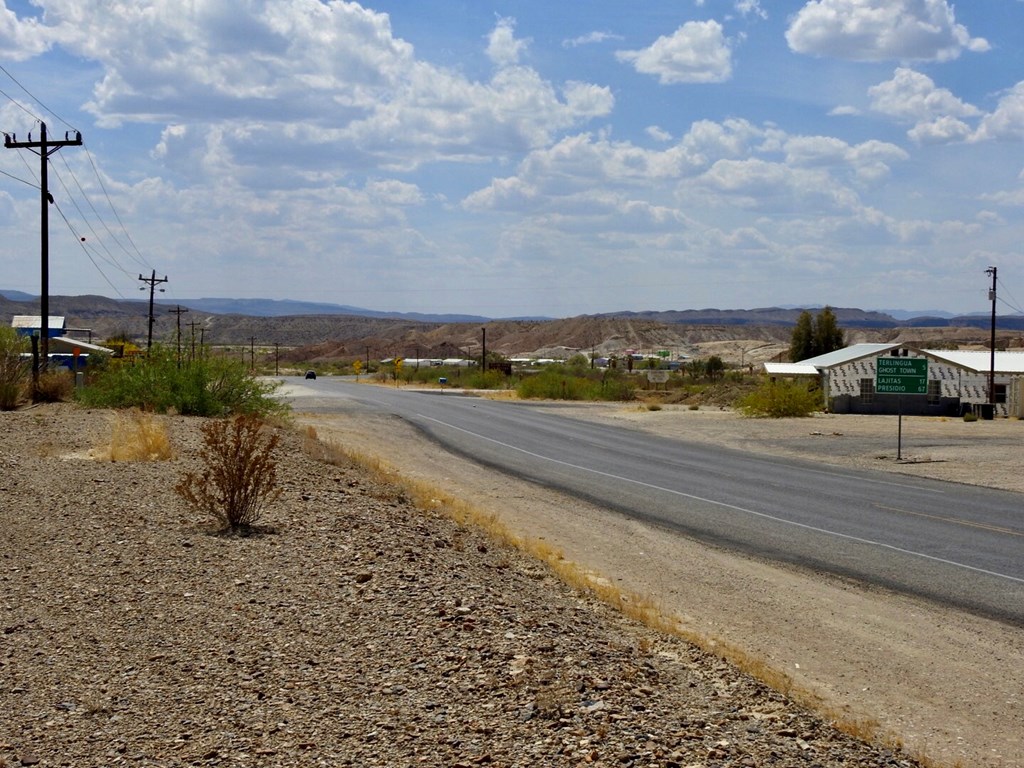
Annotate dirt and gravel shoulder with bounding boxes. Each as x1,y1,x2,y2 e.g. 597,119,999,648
293,395,1024,768
2,403,945,768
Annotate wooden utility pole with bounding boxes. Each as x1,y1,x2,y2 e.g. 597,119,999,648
986,266,997,405
4,123,82,393
138,270,168,352
186,319,202,361
168,305,189,368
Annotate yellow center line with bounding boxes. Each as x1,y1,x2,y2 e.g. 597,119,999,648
874,504,1023,537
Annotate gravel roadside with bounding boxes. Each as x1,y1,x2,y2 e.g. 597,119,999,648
290,392,1024,768
0,403,931,768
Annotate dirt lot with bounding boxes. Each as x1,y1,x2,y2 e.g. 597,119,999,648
296,397,1024,768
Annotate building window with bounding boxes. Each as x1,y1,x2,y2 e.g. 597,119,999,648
995,383,1007,404
860,378,875,404
928,379,941,404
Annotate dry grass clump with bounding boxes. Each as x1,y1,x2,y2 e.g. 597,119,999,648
94,409,173,462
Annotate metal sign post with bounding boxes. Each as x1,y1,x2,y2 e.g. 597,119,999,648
876,357,928,461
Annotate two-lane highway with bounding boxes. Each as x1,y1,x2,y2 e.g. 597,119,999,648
285,378,1024,625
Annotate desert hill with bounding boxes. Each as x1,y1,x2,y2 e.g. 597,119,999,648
2,293,1022,366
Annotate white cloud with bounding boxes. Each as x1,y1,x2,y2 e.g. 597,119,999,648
908,116,972,144
0,4,51,60
867,67,981,144
562,31,622,48
646,125,673,142
973,82,1024,142
616,20,732,84
734,1,767,20
786,0,989,62
20,1,612,180
486,16,527,67
868,68,980,123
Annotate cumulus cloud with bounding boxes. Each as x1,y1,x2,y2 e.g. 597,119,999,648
973,82,1024,142
786,0,989,62
734,0,767,20
646,125,673,142
486,16,528,67
13,1,613,180
869,68,980,122
616,20,732,84
0,5,51,60
867,68,980,144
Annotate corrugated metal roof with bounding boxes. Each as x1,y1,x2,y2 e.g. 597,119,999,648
922,349,1024,375
797,343,898,368
11,315,66,329
764,362,819,376
767,345,1024,376
49,336,113,355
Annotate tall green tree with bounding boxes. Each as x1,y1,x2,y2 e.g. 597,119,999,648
813,306,845,356
789,310,815,362
788,307,845,362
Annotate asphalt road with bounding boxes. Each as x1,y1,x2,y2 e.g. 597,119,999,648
284,378,1024,625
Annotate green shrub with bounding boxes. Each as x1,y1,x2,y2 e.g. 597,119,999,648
0,327,30,410
516,367,636,401
76,346,286,417
175,415,282,533
962,411,979,422
736,379,820,418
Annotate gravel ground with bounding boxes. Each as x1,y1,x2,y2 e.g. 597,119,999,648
284,387,1024,768
0,403,926,768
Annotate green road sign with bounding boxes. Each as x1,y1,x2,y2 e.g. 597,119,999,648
875,357,928,395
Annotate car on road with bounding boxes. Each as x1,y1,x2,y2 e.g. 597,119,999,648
304,370,317,380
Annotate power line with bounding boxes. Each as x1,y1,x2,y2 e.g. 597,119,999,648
0,62,76,131
79,147,151,270
52,153,140,275
0,166,36,187
51,199,128,299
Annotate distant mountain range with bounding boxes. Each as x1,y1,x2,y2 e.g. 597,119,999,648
1,289,1021,331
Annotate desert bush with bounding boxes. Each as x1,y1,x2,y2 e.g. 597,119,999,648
34,369,74,403
962,411,979,422
77,346,286,417
175,415,282,532
94,409,173,461
517,367,636,401
0,326,30,410
736,378,821,418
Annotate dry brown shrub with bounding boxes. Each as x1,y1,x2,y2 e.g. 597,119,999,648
35,369,73,402
94,409,173,462
175,415,282,533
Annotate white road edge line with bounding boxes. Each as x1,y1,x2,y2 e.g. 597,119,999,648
418,414,1024,586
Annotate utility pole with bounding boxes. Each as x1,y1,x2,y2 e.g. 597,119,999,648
138,270,168,353
274,342,280,375
4,123,82,391
481,327,487,372
248,336,257,371
186,319,201,362
986,266,997,405
168,305,189,368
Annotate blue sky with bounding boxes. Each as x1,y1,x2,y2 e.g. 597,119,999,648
1,0,1023,318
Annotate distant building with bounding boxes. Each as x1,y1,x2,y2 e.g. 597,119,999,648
11,315,66,338
10,315,113,367
764,343,1024,418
